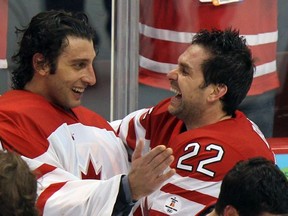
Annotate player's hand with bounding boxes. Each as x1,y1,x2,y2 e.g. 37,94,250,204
128,140,175,200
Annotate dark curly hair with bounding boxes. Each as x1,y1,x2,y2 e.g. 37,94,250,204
192,28,255,116
0,151,38,216
11,10,99,90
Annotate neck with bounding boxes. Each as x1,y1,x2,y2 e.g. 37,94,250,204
184,111,231,131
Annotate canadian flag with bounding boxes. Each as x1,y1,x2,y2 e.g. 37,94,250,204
0,0,8,69
139,0,279,95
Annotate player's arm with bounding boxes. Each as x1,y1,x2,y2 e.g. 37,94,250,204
113,140,175,215
113,107,152,156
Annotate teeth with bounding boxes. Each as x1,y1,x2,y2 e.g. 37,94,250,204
72,87,84,93
170,87,181,95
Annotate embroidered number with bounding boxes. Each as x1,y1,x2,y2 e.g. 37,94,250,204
176,142,224,177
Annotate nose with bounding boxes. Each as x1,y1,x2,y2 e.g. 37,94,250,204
167,68,178,81
82,65,96,86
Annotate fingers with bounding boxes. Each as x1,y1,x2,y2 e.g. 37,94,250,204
143,146,174,175
128,144,175,200
141,144,169,165
151,151,174,177
132,140,171,166
135,141,174,176
149,149,175,185
155,168,176,184
132,139,144,161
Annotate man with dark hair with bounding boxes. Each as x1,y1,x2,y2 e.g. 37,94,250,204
0,150,38,216
0,10,175,215
116,28,275,215
202,157,288,216
138,0,279,138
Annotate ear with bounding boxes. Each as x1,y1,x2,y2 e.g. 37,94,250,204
223,205,239,216
32,53,49,76
207,83,227,102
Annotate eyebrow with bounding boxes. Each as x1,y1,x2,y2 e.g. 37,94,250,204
71,58,89,62
70,58,94,64
179,62,190,68
179,62,194,73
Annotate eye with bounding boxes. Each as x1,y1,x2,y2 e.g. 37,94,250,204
180,66,190,76
74,62,87,70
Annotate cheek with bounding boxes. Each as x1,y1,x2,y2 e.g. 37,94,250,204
47,77,68,98
50,83,65,100
53,71,76,87
182,81,198,97
48,75,65,89
186,87,206,104
55,66,77,82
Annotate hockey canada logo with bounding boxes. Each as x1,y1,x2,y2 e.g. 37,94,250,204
164,196,182,214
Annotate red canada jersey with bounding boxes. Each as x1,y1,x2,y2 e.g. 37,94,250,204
0,90,129,216
117,98,275,215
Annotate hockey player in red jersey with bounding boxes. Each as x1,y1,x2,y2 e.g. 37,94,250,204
139,0,279,138
0,10,175,215
116,28,275,215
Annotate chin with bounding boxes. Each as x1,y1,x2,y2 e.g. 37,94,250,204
69,101,81,109
168,105,178,116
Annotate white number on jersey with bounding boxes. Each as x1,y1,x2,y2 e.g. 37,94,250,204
176,142,224,177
